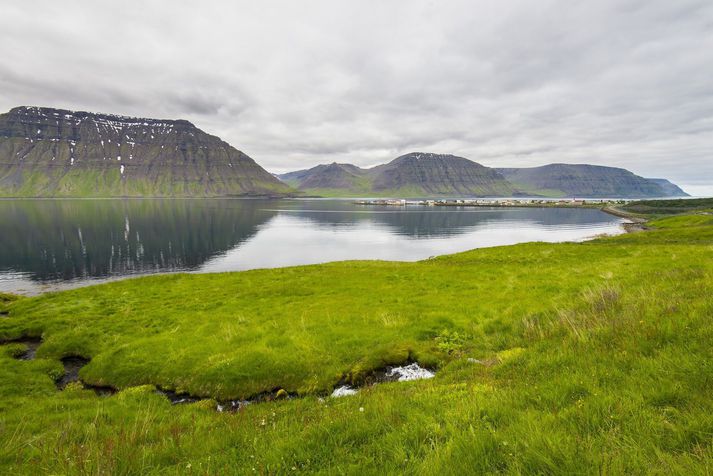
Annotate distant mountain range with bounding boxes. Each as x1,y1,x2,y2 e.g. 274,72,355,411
279,153,688,198
0,106,291,197
0,107,688,199
496,164,688,198
279,153,516,197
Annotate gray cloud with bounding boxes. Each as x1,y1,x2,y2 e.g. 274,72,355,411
1,0,711,194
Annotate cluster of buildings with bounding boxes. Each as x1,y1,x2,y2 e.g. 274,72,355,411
354,198,630,207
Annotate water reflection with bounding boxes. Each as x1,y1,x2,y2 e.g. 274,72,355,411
0,199,624,293
200,209,622,272
0,199,275,283
265,201,617,237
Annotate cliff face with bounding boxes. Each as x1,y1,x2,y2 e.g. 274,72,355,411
497,164,688,198
647,178,689,197
0,106,292,197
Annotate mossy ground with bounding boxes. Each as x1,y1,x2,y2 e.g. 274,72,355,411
1,212,712,474
622,197,713,215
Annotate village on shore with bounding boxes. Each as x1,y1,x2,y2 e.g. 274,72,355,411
354,198,631,208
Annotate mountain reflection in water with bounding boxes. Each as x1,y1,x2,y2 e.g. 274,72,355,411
0,199,624,294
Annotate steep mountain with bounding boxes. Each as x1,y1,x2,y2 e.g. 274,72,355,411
0,106,292,197
278,152,517,197
279,162,370,194
369,153,516,196
646,178,689,197
497,164,688,198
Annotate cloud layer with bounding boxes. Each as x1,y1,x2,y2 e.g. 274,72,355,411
1,0,712,193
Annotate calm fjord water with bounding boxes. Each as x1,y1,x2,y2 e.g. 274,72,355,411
0,199,625,294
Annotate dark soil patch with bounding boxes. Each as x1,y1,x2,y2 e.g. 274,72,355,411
57,356,91,389
3,339,116,395
86,384,117,397
156,388,202,405
623,222,648,233
156,386,293,412
18,340,41,360
2,336,43,360
56,355,116,395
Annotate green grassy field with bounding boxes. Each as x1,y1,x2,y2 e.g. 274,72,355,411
622,197,713,215
1,210,713,474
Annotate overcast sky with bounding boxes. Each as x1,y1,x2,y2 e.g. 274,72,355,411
1,1,712,194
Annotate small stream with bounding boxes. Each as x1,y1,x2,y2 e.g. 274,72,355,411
13,337,42,360
331,363,435,398
3,337,117,395
159,361,437,412
4,337,436,411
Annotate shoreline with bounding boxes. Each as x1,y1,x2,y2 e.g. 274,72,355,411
1,205,633,297
354,198,649,232
600,205,648,232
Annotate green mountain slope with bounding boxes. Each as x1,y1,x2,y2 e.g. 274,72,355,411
497,164,688,198
0,106,292,197
278,152,517,197
280,156,688,199
370,153,516,196
279,162,372,195
647,178,689,197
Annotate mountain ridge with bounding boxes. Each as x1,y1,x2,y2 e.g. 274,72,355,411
280,156,688,198
646,178,688,197
0,106,292,197
278,152,517,197
497,163,689,198
1,106,688,199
